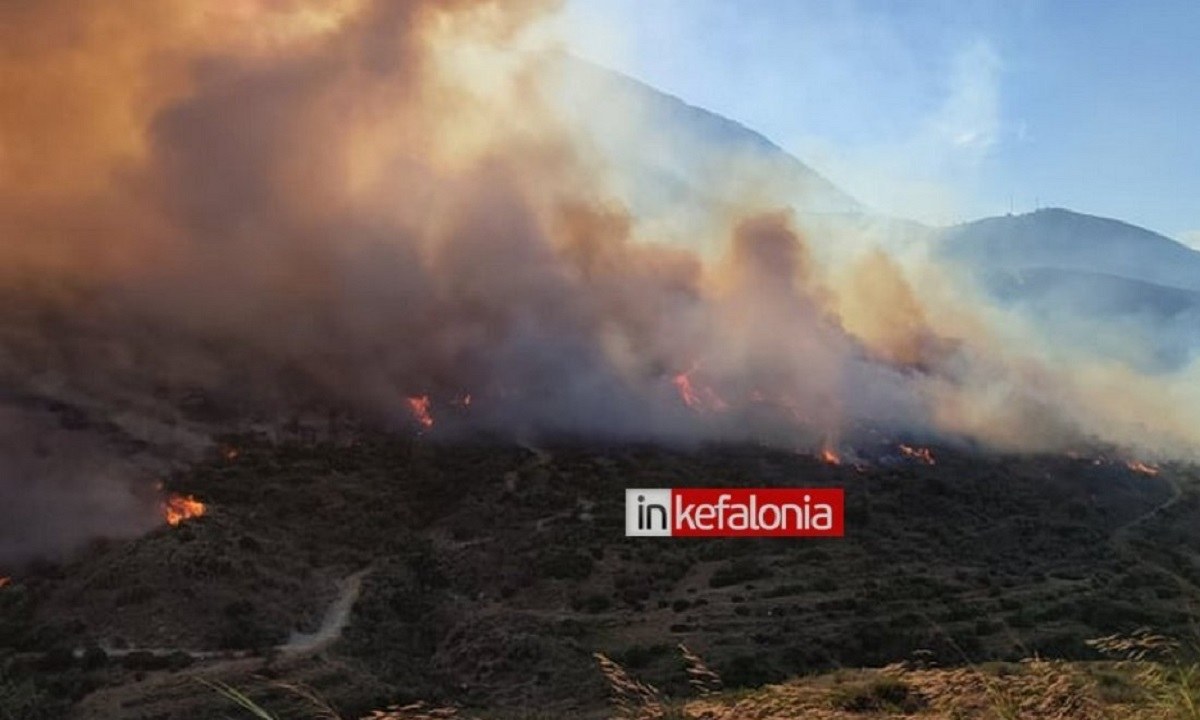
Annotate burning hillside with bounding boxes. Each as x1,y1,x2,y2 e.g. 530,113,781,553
899,444,936,465
406,396,435,431
12,435,1200,719
0,0,1196,564
161,493,206,527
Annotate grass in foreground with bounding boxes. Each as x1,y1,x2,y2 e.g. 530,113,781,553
204,632,1200,720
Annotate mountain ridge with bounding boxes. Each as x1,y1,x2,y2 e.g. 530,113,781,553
940,207,1200,293
571,60,1199,300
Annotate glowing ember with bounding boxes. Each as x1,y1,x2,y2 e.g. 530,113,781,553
452,393,472,407
162,493,206,526
0,577,9,590
407,395,434,429
1126,460,1160,476
819,445,841,465
222,446,240,461
899,444,936,465
672,368,728,414
673,372,701,407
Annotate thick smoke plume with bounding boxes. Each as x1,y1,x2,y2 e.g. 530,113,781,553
1,0,1196,563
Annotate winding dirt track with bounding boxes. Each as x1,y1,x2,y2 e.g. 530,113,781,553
1109,473,1200,598
282,567,370,653
69,568,373,719
84,567,371,662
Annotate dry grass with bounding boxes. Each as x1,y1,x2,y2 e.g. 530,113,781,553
202,634,1200,720
594,651,669,720
893,659,1106,719
360,702,463,720
1089,629,1200,720
679,644,723,698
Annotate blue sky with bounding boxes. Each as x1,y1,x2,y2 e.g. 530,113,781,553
558,0,1199,242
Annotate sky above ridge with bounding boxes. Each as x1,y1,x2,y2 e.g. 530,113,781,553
557,0,1200,243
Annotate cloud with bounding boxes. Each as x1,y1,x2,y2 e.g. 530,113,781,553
778,36,1003,226
934,39,1002,155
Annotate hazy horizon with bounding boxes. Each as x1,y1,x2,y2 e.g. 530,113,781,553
558,0,1200,243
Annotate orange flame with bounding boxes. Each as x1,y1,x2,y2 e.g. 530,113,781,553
899,444,936,465
407,395,434,429
162,493,206,526
1126,460,1160,476
672,368,728,414
819,442,841,465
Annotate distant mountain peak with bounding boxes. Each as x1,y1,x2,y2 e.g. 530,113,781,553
942,207,1200,293
552,57,862,217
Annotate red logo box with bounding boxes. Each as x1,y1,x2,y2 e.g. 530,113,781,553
625,488,844,537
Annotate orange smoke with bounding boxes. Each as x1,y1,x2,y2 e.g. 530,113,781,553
833,250,950,369
0,0,1017,458
1,0,1196,500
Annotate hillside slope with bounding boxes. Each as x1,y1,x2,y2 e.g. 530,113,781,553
6,435,1200,718
551,59,862,240
941,208,1200,293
